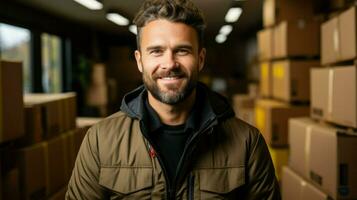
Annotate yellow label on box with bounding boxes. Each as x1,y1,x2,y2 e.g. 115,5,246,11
255,107,265,133
273,63,284,79
261,63,269,79
268,145,289,180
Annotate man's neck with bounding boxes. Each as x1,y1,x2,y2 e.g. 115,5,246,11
148,90,196,126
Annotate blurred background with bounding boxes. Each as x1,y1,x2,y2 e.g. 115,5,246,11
0,0,356,199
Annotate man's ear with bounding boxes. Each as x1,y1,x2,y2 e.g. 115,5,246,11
134,50,143,73
198,48,206,71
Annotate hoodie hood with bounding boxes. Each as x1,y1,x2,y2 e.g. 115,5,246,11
120,82,235,124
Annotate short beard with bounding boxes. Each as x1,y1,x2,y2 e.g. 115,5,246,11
142,68,197,105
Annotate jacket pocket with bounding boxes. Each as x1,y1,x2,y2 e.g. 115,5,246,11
198,167,245,198
99,167,153,196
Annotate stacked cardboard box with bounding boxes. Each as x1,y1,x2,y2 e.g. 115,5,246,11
257,0,321,183
287,118,357,199
272,60,319,102
282,166,331,200
321,6,357,65
311,66,357,128
283,5,357,199
255,99,309,147
263,0,314,28
0,117,103,199
23,93,77,143
254,99,309,180
0,61,24,144
258,0,320,99
0,70,100,200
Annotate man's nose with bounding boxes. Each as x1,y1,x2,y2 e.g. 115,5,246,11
161,51,178,70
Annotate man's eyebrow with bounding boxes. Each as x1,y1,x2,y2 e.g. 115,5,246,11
175,44,193,50
145,45,163,52
145,44,193,52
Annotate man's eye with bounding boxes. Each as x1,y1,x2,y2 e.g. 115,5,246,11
150,49,162,55
176,49,189,55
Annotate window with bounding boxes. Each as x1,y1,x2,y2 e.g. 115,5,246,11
0,23,32,93
42,33,62,93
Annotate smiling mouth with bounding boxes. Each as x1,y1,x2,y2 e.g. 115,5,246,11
160,76,183,80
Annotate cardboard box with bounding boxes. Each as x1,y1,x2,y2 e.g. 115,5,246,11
282,166,330,200
47,93,77,132
268,145,289,180
309,123,357,199
288,117,317,178
0,61,24,144
289,117,357,199
259,62,273,97
272,60,319,102
43,136,66,196
257,28,274,61
232,95,255,125
263,0,314,28
339,6,357,61
91,63,106,85
21,104,43,145
310,68,331,121
330,65,356,128
255,99,309,147
16,143,47,200
24,93,77,137
311,66,356,128
86,84,108,106
273,20,320,58
24,95,61,138
282,166,304,200
321,6,357,65
321,17,339,65
303,182,331,200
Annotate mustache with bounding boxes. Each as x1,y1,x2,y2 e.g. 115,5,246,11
152,69,187,79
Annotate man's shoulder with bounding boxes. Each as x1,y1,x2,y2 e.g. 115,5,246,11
88,110,138,134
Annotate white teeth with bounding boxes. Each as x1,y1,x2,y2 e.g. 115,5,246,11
162,77,178,80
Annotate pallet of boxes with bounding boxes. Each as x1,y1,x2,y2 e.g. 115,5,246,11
256,0,321,181
283,4,357,200
0,60,103,199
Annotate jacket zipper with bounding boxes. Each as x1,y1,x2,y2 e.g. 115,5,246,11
141,119,216,200
140,122,174,200
187,173,195,200
174,121,216,193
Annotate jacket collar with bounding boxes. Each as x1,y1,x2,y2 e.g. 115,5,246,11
120,82,235,130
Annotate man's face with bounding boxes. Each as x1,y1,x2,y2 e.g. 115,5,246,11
135,19,206,105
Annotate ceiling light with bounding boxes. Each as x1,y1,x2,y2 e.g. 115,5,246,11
129,25,137,35
73,0,103,10
215,34,227,44
106,13,130,26
225,7,242,23
219,25,233,35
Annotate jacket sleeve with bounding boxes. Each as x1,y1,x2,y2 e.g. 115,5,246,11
244,130,281,200
66,127,107,199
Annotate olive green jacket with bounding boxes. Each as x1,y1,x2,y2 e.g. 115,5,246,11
66,84,281,199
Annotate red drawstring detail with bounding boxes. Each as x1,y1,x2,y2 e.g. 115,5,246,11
149,146,156,158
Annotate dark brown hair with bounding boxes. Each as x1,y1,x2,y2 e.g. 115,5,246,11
133,0,206,50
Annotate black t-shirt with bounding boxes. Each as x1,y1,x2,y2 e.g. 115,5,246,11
144,96,200,184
